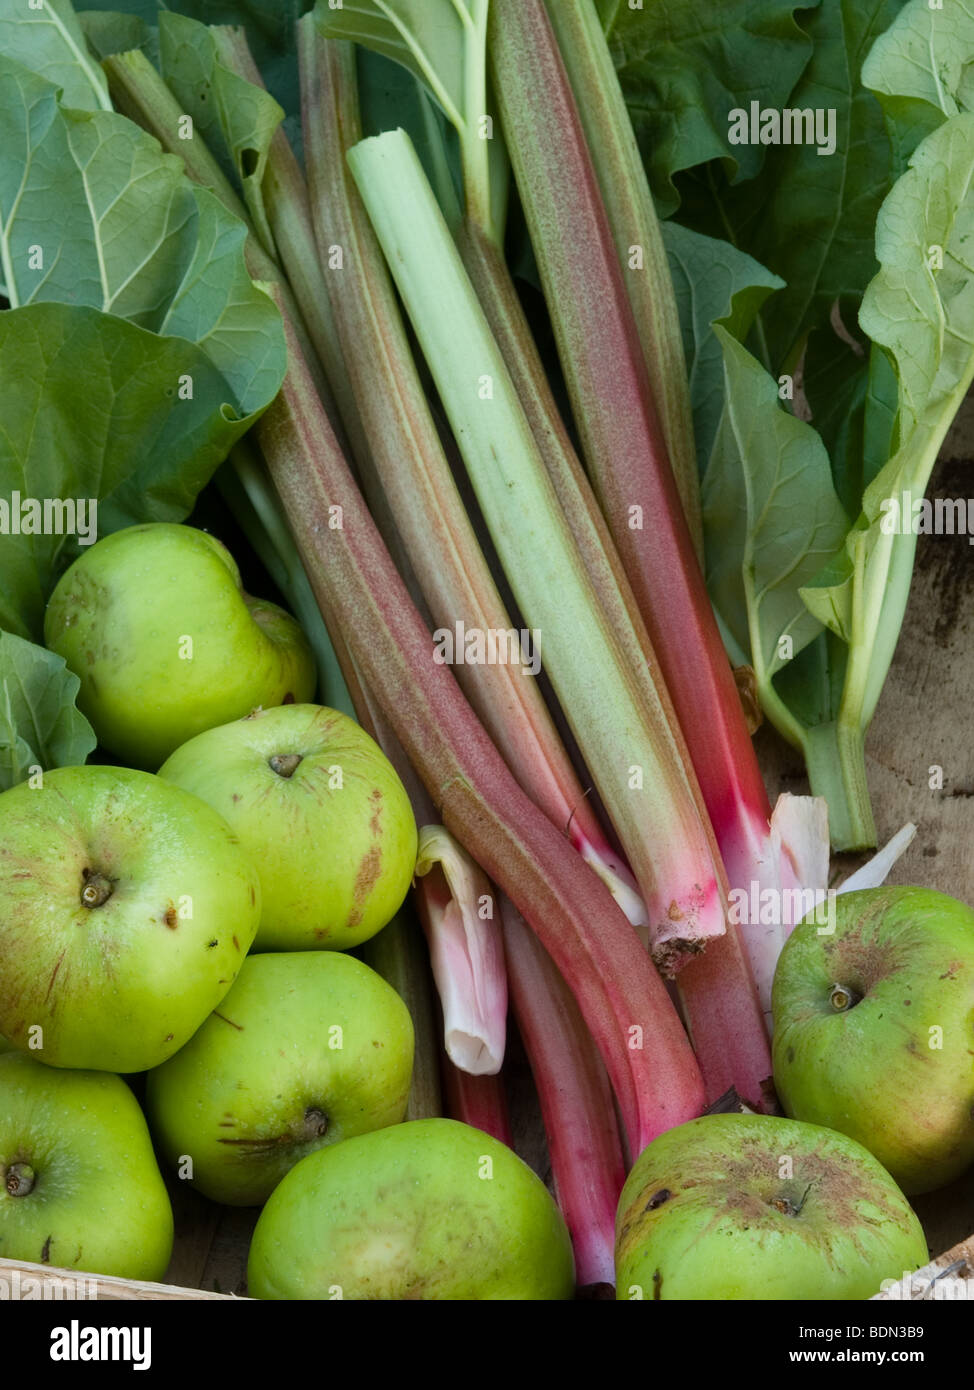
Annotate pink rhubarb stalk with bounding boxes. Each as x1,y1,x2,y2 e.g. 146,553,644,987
488,0,773,1106
501,897,625,1290
442,1062,513,1147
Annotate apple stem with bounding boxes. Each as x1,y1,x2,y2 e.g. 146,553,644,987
828,983,860,1013
269,753,303,779
80,870,113,909
5,1162,35,1196
300,1107,329,1141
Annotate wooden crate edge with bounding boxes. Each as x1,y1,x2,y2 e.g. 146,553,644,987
871,1235,974,1300
0,1256,248,1301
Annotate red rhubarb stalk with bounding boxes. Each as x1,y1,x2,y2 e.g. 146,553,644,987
501,897,625,1290
488,0,773,1106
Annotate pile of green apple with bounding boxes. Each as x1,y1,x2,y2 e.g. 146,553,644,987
4,522,972,1300
1,523,574,1298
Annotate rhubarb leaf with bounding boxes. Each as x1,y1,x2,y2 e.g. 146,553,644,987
0,0,111,111
804,319,900,518
0,54,285,538
801,113,974,670
862,0,974,169
315,0,505,241
74,0,310,131
158,11,285,256
599,0,818,216
0,302,266,641
703,329,849,723
79,9,158,65
0,52,283,388
663,222,783,477
675,0,904,373
0,631,96,790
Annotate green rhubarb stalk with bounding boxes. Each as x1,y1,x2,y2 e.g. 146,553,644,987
255,283,706,1153
216,442,355,719
299,25,644,926
202,24,368,472
348,128,725,971
543,0,703,561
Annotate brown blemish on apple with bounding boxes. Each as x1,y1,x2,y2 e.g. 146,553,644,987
207,939,218,949
45,950,66,1002
164,1033,174,1043
347,842,383,929
232,935,240,952
644,1188,671,1212
40,1235,51,1263
652,1270,663,1300
213,1012,244,1031
163,904,178,929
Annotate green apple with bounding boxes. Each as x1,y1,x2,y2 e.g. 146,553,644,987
146,951,414,1206
0,1053,173,1280
615,1113,928,1300
159,703,417,951
44,522,315,770
773,885,974,1194
247,1118,575,1299
0,764,261,1072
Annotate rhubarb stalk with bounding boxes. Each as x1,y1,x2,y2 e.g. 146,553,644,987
255,291,706,1154
501,897,625,1290
299,25,644,926
543,0,703,561
347,128,725,972
488,0,774,1104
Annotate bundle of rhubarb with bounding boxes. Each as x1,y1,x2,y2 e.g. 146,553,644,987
2,0,974,1302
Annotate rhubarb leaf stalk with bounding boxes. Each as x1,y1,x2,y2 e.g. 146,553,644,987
255,287,706,1153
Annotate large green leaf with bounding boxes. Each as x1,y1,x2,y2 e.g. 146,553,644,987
0,302,266,640
599,0,818,217
676,0,905,372
0,0,111,111
0,53,285,553
74,0,310,134
0,55,283,413
662,222,783,478
0,631,96,790
862,0,974,169
801,115,974,712
158,11,285,255
703,329,849,725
